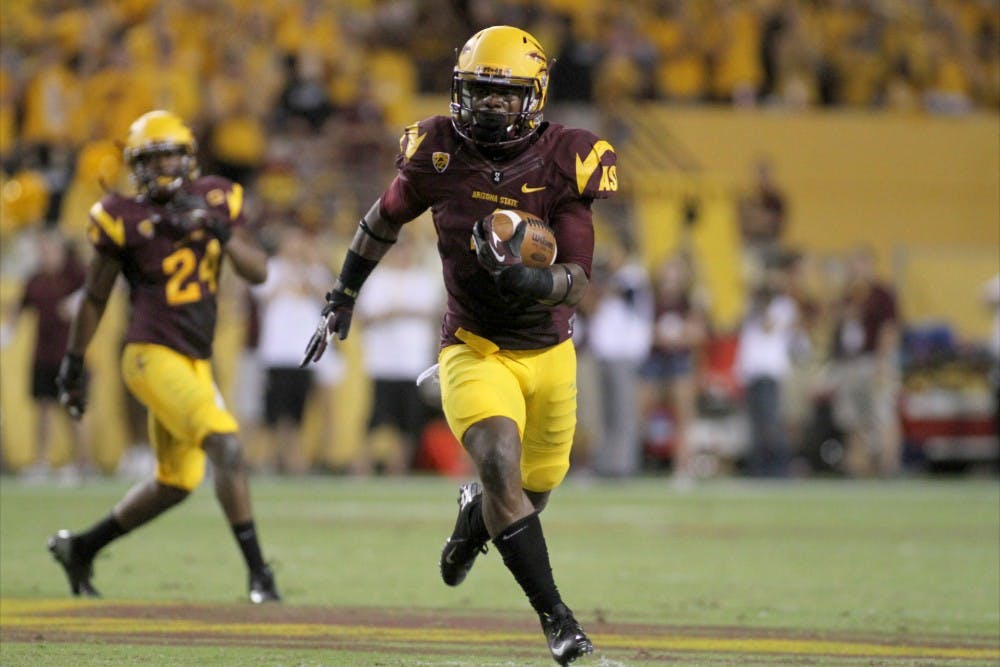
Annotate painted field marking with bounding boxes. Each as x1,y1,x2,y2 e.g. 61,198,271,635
2,599,998,662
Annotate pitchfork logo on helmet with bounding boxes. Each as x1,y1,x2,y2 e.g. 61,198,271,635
450,26,549,153
123,110,199,201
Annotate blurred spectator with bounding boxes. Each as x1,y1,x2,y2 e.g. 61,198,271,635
647,1,710,104
273,52,335,135
733,262,801,477
705,0,764,106
737,155,788,277
780,250,825,459
2,228,90,482
585,240,654,477
57,138,124,243
829,245,902,477
637,253,708,480
206,98,268,188
329,75,393,214
1,168,51,257
547,12,601,104
252,224,338,474
353,230,443,475
19,48,80,150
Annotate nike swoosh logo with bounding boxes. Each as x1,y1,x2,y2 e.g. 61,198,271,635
521,184,546,193
489,231,506,261
444,542,464,564
501,525,528,541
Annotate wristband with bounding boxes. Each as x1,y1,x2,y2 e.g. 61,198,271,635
336,250,379,299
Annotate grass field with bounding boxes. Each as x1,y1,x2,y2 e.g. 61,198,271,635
1,474,998,666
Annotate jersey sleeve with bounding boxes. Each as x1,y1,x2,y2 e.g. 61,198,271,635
196,176,246,230
380,118,445,224
549,197,595,277
87,195,129,259
557,129,618,200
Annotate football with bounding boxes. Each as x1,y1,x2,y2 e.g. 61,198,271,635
487,209,557,268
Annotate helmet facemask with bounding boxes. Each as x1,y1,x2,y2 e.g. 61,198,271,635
451,75,543,151
128,145,197,202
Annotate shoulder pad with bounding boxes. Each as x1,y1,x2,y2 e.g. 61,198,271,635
395,116,455,171
551,127,618,199
88,195,128,248
192,176,244,222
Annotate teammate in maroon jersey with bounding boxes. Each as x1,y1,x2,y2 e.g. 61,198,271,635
301,26,617,665
48,110,280,604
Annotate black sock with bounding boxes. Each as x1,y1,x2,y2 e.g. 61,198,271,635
492,512,562,617
232,521,266,572
74,513,128,562
468,494,490,543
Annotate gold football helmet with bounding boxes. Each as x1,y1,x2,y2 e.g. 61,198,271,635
450,26,549,153
123,110,198,200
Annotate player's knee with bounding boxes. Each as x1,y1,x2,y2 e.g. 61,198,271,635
157,481,191,505
525,489,550,512
465,418,521,491
203,433,245,472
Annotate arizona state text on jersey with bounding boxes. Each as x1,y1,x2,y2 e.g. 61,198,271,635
87,176,245,359
379,116,617,351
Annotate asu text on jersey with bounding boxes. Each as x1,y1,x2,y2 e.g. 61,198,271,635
87,176,244,358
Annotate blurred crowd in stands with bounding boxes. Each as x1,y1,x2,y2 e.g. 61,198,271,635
1,0,997,482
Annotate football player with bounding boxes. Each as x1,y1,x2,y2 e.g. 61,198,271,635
48,110,281,604
302,25,617,665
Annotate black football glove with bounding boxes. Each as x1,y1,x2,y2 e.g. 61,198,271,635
471,216,526,279
201,212,232,245
300,288,355,367
167,193,232,244
56,353,87,420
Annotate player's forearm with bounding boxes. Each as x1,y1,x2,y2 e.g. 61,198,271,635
224,229,268,284
66,296,106,357
66,254,119,356
335,201,404,297
350,199,402,262
498,262,589,306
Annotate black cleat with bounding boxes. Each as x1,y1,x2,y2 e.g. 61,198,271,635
439,481,488,586
540,603,594,666
248,564,281,604
47,529,100,598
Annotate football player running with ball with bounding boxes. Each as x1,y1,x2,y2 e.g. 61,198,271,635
302,26,617,665
48,110,280,604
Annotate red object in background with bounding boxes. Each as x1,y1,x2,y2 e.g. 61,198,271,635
699,332,744,403
416,419,472,476
899,391,999,462
643,403,677,461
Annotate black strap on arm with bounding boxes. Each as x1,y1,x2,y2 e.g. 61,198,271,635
335,249,379,300
359,218,397,245
552,264,574,305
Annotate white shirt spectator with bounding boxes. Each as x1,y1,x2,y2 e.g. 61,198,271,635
355,262,443,380
587,262,654,362
735,293,799,381
254,255,343,380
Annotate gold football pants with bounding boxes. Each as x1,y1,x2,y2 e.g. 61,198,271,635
439,329,577,492
121,343,238,491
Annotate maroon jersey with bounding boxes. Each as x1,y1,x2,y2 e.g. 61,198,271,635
379,116,618,350
20,260,86,367
87,176,245,358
